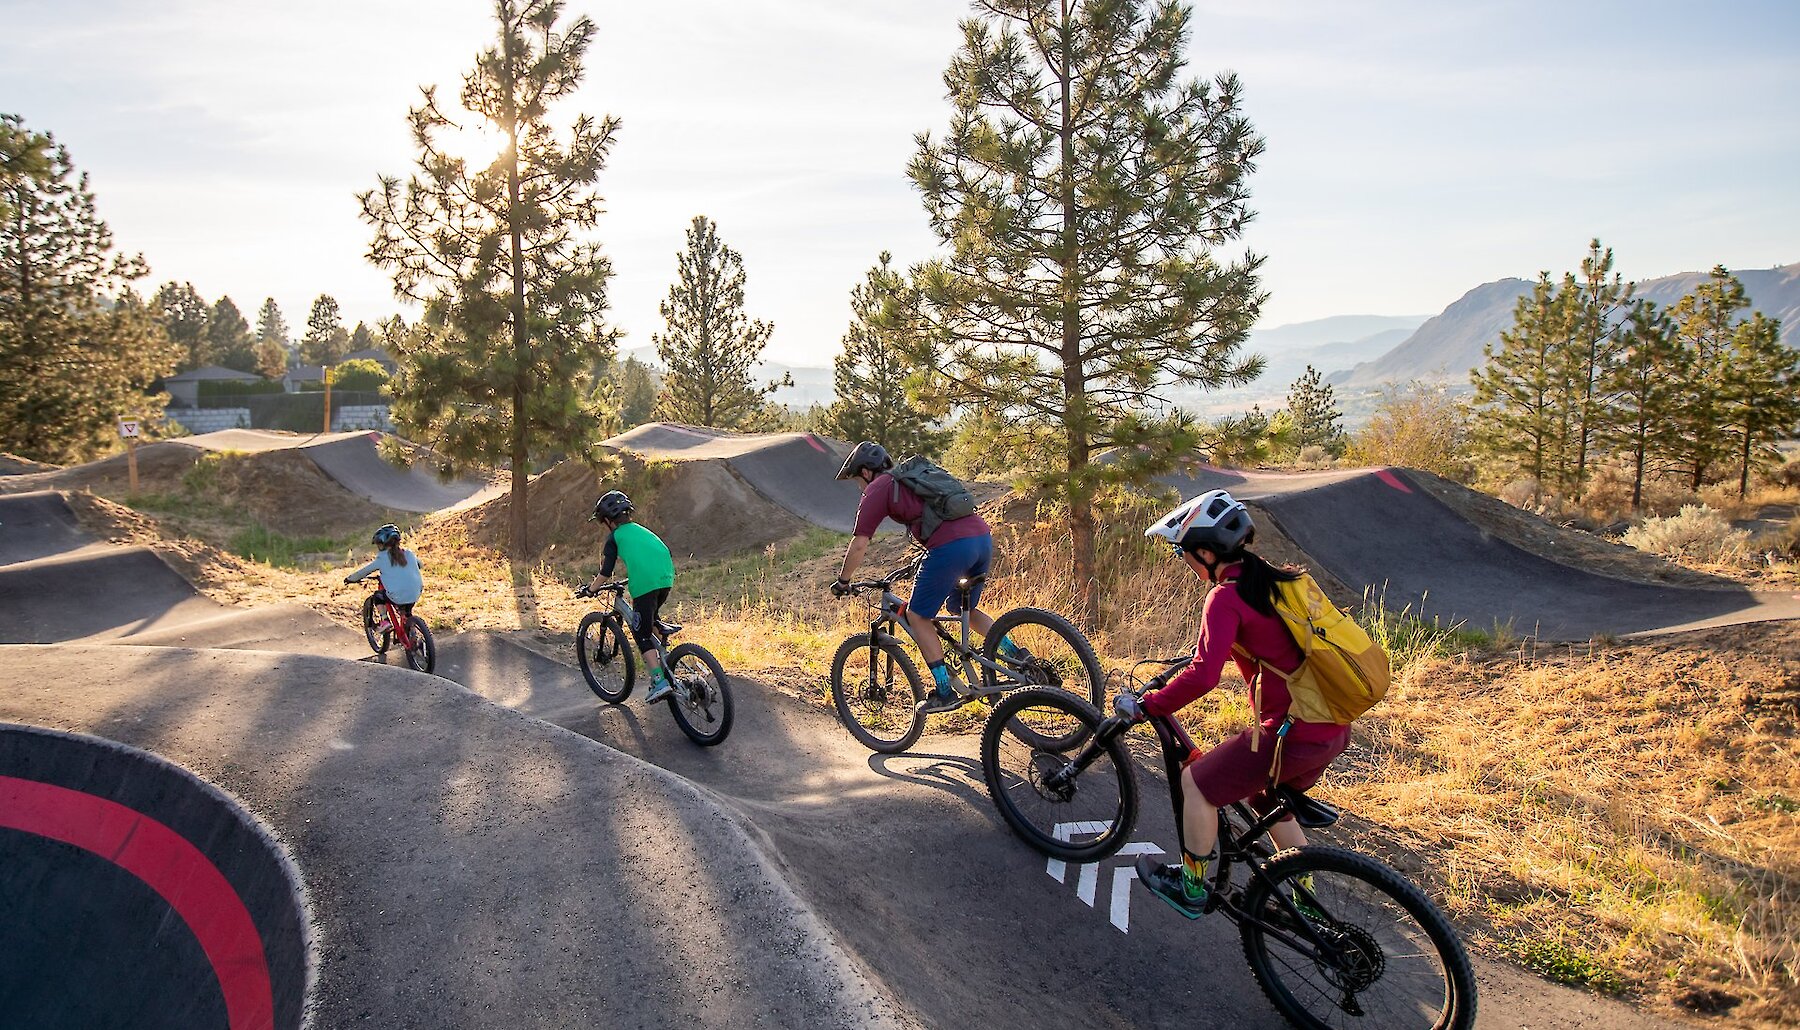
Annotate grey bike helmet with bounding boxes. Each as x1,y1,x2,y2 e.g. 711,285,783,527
1145,490,1253,556
373,523,402,547
836,440,893,480
591,490,634,522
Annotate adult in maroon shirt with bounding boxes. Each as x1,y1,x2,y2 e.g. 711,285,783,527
830,441,1013,712
1121,489,1352,919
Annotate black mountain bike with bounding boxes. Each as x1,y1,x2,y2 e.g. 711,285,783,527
981,657,1475,1030
828,553,1104,754
574,582,733,746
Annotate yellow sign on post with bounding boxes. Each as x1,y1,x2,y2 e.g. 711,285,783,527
118,418,141,492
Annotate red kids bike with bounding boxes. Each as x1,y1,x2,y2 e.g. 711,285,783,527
359,573,436,674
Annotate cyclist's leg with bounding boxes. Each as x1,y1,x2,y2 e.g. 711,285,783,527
907,539,984,693
1255,726,1352,850
631,589,671,689
942,534,994,636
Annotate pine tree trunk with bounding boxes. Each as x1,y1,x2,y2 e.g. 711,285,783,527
1056,0,1095,626
503,30,531,559
1738,423,1753,499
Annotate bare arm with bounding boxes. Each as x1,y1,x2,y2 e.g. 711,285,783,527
838,535,873,583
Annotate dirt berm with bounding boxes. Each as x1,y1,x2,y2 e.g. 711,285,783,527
428,451,812,563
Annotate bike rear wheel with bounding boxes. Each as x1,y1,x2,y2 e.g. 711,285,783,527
981,606,1104,707
361,594,390,654
829,633,926,753
402,616,436,674
577,611,635,703
666,643,732,746
980,686,1136,862
1240,846,1476,1030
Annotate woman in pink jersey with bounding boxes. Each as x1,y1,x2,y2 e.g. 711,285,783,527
1118,489,1351,918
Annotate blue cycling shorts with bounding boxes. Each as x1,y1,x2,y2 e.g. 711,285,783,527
908,533,993,620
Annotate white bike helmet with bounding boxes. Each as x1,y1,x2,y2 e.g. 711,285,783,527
1146,490,1253,556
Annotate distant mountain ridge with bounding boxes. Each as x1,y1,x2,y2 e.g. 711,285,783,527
1332,262,1800,389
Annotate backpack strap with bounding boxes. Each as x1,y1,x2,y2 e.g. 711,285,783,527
1232,642,1298,754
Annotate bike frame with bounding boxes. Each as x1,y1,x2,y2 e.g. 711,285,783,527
591,582,671,652
1053,657,1348,961
365,575,420,657
855,555,1014,689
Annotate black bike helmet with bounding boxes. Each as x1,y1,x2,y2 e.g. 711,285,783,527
836,440,893,480
591,490,634,522
1145,490,1253,556
373,523,402,547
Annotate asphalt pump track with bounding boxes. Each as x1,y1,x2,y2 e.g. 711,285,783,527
0,428,496,514
605,423,873,535
1,462,1782,1026
1161,464,1800,640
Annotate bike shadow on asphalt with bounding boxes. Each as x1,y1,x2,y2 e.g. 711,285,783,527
865,750,1002,821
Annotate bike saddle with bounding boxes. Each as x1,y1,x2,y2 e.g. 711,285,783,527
1274,785,1340,829
956,573,988,588
656,618,682,638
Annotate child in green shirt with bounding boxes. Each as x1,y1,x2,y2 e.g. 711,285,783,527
585,490,678,703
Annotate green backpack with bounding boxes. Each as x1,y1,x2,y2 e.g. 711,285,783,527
890,455,977,541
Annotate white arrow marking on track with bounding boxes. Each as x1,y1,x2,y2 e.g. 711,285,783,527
1107,843,1166,933
1046,821,1112,883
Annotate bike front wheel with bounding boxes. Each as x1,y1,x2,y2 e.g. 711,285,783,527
402,616,436,674
980,686,1136,862
666,643,732,746
1240,846,1477,1030
829,633,926,753
981,606,1104,707
577,611,635,703
361,594,390,654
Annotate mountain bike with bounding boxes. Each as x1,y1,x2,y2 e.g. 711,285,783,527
574,582,733,746
980,657,1475,1030
828,552,1103,754
358,574,435,673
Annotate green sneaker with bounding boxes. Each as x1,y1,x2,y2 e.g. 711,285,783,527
1135,856,1208,919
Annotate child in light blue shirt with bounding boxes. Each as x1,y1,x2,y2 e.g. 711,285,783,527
344,523,423,612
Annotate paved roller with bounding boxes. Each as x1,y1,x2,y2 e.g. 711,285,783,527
1161,465,1800,640
606,423,869,534
0,646,909,1030
0,491,106,566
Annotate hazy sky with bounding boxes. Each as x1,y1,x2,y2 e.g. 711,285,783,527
5,0,1797,365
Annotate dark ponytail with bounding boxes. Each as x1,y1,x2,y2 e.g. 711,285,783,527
387,540,408,567
1226,534,1301,617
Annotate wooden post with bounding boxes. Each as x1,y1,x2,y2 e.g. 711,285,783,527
322,364,332,434
118,417,141,492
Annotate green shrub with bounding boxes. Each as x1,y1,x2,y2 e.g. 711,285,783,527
329,359,390,393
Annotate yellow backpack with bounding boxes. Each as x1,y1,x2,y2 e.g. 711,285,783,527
1235,572,1390,728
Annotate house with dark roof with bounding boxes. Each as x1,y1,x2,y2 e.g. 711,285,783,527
161,365,264,408
283,364,326,391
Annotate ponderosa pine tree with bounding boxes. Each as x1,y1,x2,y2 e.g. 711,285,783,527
820,251,948,458
1596,300,1682,511
1284,364,1342,455
902,0,1266,615
1470,273,1569,503
615,354,657,428
1560,240,1634,497
348,321,375,355
154,281,212,371
254,297,289,378
300,294,349,366
651,215,789,429
1721,311,1800,498
362,0,621,555
1666,266,1749,491
1,115,179,462
208,295,256,373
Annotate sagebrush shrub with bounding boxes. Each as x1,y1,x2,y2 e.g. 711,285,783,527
1622,505,1750,562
